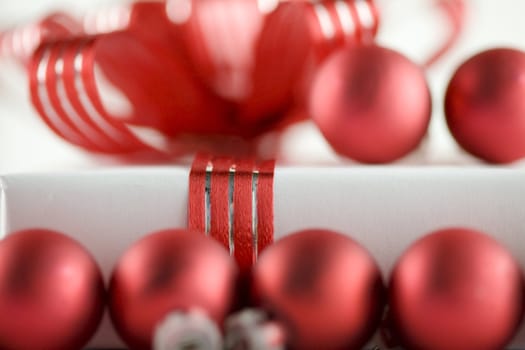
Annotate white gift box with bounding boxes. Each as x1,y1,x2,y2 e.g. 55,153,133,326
1,166,525,349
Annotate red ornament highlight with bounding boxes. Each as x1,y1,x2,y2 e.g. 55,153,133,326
445,48,525,163
310,45,431,163
108,229,239,350
243,229,385,350
388,228,525,350
0,229,105,350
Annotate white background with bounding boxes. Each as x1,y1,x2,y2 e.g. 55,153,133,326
1,0,525,172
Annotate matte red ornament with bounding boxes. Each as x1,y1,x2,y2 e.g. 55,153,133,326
108,229,239,350
310,45,431,163
242,229,385,350
445,48,525,163
388,228,525,350
0,229,105,350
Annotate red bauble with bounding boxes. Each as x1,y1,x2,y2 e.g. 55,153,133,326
389,228,525,350
310,45,431,163
251,229,385,350
0,229,105,350
108,229,238,350
445,48,525,163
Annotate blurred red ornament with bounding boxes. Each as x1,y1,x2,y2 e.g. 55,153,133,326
108,229,239,350
445,48,525,163
310,45,431,163
245,229,384,350
0,229,105,350
388,228,525,350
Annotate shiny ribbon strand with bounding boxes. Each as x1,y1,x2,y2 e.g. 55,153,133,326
188,153,275,271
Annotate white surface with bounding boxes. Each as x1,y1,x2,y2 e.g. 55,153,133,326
1,0,525,171
2,167,525,347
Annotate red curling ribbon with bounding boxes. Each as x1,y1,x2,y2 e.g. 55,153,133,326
0,12,82,65
7,0,467,156
18,0,384,154
27,2,236,154
188,154,275,270
29,37,159,154
423,0,466,68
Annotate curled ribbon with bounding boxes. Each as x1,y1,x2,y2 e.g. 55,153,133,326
2,0,379,155
1,0,463,156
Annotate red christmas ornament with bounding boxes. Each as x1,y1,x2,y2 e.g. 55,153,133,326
388,228,525,350
230,229,384,350
309,45,431,163
108,229,239,350
0,229,105,350
445,48,525,163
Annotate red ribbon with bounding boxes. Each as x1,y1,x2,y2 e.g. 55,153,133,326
188,154,275,271
9,0,381,155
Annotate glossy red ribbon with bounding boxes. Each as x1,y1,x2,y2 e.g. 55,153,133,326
188,154,275,271
14,0,381,155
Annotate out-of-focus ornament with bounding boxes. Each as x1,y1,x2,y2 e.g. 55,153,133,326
445,48,525,163
226,229,385,350
310,45,432,163
388,228,525,350
0,229,105,350
108,229,239,350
